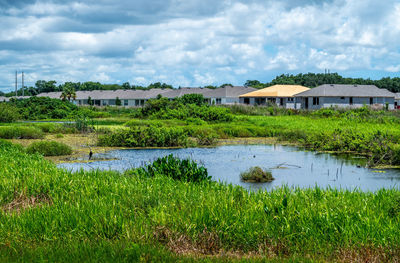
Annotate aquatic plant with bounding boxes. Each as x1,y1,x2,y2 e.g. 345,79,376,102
135,154,211,183
0,143,400,261
240,166,274,182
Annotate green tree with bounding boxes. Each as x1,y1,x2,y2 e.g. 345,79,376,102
87,96,93,106
60,84,77,102
116,97,121,106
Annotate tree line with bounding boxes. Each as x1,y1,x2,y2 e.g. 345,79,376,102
0,81,175,97
2,72,400,97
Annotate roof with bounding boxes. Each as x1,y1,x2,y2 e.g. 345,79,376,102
239,85,310,98
295,84,395,98
395,93,400,100
37,86,256,100
0,96,31,101
203,86,257,98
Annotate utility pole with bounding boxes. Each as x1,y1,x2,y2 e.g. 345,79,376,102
15,70,17,97
22,71,24,97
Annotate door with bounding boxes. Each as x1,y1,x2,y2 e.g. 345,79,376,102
304,98,309,109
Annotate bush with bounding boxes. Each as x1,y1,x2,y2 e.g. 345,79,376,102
135,154,211,183
97,127,189,147
11,97,79,120
240,167,274,183
193,129,218,146
177,94,205,106
0,103,20,122
0,126,44,139
26,141,72,156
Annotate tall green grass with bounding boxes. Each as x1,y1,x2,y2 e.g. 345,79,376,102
0,141,399,261
0,126,44,139
26,141,72,156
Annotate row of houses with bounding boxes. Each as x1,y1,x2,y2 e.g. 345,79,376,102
2,84,400,110
36,86,257,106
240,84,398,110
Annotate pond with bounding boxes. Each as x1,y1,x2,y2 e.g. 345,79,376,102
58,145,400,191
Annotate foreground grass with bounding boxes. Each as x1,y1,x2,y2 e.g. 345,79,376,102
1,142,400,262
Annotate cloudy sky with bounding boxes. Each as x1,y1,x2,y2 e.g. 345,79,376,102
0,0,400,91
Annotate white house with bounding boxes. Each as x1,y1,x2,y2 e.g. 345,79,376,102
295,84,395,110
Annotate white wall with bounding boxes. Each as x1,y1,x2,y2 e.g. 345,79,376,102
298,96,395,110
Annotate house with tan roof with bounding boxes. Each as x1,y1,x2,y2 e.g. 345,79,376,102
239,85,310,109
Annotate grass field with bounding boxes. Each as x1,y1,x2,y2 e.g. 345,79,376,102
1,140,400,262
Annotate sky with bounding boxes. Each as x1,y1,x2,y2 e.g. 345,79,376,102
0,0,400,91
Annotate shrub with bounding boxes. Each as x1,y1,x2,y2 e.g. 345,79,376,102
0,103,20,122
240,167,274,183
193,129,218,146
11,97,79,120
135,154,211,183
97,127,189,147
26,141,72,156
0,126,44,139
177,94,205,106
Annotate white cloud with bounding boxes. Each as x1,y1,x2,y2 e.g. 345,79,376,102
0,0,400,90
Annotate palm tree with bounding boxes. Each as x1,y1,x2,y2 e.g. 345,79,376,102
60,85,76,102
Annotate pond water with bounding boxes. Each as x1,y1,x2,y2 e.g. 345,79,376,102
58,145,400,191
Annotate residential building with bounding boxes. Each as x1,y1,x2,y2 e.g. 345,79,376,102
36,86,256,106
295,84,395,110
239,85,310,109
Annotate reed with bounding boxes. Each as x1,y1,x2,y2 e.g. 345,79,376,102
0,142,399,261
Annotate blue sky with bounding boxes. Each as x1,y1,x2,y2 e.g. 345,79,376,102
0,0,400,91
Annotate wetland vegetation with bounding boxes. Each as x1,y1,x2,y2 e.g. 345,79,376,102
1,96,400,261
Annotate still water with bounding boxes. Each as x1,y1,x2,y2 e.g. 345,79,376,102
59,145,400,191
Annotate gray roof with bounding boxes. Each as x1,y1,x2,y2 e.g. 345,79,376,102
203,86,257,98
295,84,395,98
36,86,256,100
395,93,400,100
0,96,31,101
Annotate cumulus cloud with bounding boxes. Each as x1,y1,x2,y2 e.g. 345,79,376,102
0,0,399,91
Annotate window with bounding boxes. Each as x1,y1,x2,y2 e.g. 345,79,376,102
340,97,345,100
244,98,250,104
287,98,294,102
124,100,128,106
216,98,222,105
370,97,373,105
312,97,319,105
135,100,140,106
349,97,353,105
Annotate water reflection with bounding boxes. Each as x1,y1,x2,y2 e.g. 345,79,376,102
58,145,400,192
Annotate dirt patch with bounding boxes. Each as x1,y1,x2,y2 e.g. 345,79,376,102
336,247,400,263
153,226,266,260
2,192,52,214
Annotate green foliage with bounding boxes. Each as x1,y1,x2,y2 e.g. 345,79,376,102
191,128,218,146
0,145,400,261
11,97,79,120
26,141,72,156
97,126,189,147
240,167,274,182
136,154,210,183
0,103,20,122
177,94,205,106
138,97,233,122
0,126,44,139
115,97,121,106
60,84,76,101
